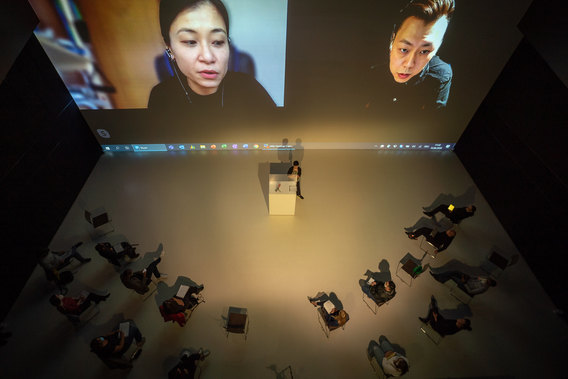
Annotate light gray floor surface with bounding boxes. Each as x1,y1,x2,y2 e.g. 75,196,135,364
1,149,566,378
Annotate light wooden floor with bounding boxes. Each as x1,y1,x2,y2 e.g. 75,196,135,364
1,149,566,378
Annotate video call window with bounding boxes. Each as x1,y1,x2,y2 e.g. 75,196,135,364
31,0,288,109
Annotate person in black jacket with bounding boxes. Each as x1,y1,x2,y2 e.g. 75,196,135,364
423,204,476,224
419,295,471,336
406,227,456,252
287,161,303,199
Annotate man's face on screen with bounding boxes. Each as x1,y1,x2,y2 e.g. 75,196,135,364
169,3,230,96
389,16,448,83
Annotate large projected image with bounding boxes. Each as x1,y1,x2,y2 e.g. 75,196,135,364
31,0,531,146
31,0,287,109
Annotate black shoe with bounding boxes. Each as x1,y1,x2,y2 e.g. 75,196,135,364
82,258,92,264
298,195,304,199
72,242,83,249
103,293,110,300
419,317,427,323
423,211,433,217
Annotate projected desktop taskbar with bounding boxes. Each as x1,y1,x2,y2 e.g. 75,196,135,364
101,143,455,152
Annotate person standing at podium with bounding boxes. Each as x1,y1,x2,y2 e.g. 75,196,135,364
287,161,304,199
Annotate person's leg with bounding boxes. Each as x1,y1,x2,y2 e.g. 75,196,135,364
368,340,386,367
145,258,162,280
67,243,90,263
379,338,395,354
361,284,374,299
86,292,110,304
128,322,144,345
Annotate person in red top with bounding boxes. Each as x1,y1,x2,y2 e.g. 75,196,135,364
49,291,110,315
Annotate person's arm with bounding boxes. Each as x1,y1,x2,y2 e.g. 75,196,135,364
112,330,125,353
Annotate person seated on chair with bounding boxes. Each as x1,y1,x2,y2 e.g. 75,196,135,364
162,285,205,315
168,349,210,379
120,257,167,294
362,279,396,305
430,269,496,296
49,291,110,316
308,292,348,327
368,336,409,377
90,320,145,363
96,242,139,266
423,204,476,224
419,295,472,336
405,227,456,252
38,242,91,274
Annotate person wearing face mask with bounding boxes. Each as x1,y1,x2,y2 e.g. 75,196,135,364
365,0,455,114
148,0,275,115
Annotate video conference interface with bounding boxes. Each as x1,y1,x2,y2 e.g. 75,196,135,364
31,0,530,147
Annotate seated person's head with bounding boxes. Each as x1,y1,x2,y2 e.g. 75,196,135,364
395,357,409,374
90,336,107,353
389,0,455,83
293,160,299,167
466,205,477,213
384,280,396,292
488,278,497,287
456,318,472,330
446,229,456,237
49,294,62,307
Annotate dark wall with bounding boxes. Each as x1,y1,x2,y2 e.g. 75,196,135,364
455,37,568,310
0,3,102,319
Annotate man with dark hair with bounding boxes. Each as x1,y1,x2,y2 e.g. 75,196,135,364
96,242,140,267
362,279,397,305
419,295,472,336
367,0,455,112
424,204,476,224
406,227,456,252
120,257,167,294
287,160,304,199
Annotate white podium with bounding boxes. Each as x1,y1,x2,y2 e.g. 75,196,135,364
269,163,297,215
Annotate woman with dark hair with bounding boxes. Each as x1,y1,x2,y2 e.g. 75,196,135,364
148,0,275,113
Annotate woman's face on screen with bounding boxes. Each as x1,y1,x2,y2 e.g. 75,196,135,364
169,3,229,96
389,16,448,83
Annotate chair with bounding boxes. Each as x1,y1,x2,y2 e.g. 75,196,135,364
419,321,442,345
66,303,100,326
361,279,391,315
367,351,388,379
84,207,114,238
396,253,422,287
225,306,249,340
100,341,142,370
363,292,379,315
419,231,438,258
443,280,472,304
480,249,511,279
316,306,349,338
